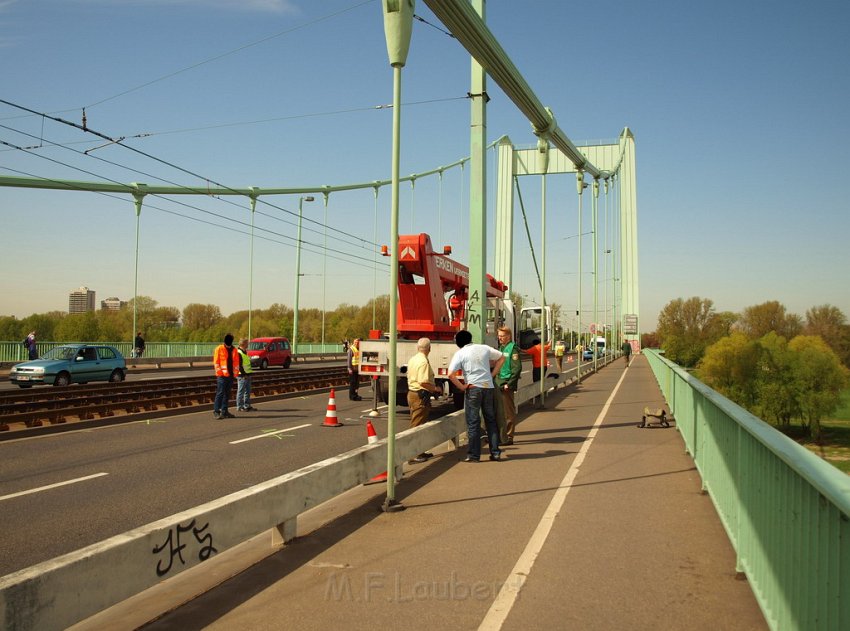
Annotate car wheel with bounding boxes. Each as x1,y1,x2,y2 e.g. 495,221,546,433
261,359,268,370
283,357,291,369
54,372,71,387
109,369,125,383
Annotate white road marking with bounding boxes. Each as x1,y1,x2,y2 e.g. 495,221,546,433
0,472,109,502
229,424,312,445
478,368,630,631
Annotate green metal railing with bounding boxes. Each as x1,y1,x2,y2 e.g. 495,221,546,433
1,341,344,363
644,349,850,631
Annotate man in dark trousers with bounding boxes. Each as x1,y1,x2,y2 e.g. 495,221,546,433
347,338,362,400
621,339,633,366
134,331,145,358
448,330,505,462
213,334,240,419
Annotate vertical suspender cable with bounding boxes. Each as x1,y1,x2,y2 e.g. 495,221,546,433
372,184,380,330
576,171,584,382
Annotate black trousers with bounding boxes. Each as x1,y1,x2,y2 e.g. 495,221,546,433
349,369,360,398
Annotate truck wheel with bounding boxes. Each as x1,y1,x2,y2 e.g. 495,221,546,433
283,356,291,369
260,359,268,370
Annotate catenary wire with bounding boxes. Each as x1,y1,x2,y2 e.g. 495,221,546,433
0,106,379,253
0,148,389,272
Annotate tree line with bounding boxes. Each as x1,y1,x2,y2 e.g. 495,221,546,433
646,299,850,440
0,295,392,346
1,292,566,347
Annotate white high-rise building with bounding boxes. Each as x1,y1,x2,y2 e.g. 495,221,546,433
69,286,96,313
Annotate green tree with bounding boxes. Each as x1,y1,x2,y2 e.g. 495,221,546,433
96,311,125,342
0,316,21,341
788,335,849,441
656,297,730,367
126,296,159,334
21,312,64,342
805,304,850,368
248,316,281,338
54,312,100,343
738,301,802,340
182,303,223,331
698,332,760,408
754,332,798,427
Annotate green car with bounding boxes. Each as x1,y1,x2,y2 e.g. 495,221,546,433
9,344,126,388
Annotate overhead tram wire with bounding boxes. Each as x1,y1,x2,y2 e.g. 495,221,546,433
0,146,388,273
0,96,495,259
0,0,378,121
0,122,377,259
0,162,385,274
129,96,470,139
0,95,470,254
0,100,381,254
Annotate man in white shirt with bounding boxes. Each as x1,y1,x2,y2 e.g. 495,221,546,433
448,330,505,462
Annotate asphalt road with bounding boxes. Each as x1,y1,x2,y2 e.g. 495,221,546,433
0,386,429,577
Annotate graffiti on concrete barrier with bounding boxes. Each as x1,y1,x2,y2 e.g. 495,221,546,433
152,519,218,576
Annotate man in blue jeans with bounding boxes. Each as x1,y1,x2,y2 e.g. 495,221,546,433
448,330,505,462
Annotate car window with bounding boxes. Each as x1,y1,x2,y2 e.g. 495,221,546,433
43,346,77,360
98,347,117,360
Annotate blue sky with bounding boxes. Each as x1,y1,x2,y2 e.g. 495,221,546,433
1,0,848,333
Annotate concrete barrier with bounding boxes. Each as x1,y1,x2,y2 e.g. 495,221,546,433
0,412,467,631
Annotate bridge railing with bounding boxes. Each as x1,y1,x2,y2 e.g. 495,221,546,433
644,349,850,631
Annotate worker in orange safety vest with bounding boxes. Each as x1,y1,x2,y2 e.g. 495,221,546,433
213,333,240,419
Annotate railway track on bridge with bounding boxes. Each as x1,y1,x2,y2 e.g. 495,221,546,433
0,366,353,437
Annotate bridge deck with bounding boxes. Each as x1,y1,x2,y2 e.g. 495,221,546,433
78,354,767,630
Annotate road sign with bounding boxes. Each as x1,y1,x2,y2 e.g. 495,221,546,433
623,314,638,334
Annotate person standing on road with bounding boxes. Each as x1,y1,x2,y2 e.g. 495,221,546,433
523,338,551,382
236,337,256,412
24,331,38,360
134,331,145,358
406,337,442,464
213,333,239,419
494,327,522,445
621,339,633,367
554,339,566,371
347,338,362,401
448,330,505,462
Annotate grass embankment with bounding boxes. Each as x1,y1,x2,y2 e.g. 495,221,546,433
794,389,850,474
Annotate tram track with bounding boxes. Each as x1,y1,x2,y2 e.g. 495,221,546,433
0,366,354,438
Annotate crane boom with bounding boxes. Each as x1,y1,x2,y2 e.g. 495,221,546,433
396,233,507,340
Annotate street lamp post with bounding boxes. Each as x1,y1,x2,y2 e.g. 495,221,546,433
292,195,314,356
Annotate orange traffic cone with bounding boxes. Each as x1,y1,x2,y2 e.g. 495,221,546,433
365,419,387,484
366,419,379,444
322,388,343,428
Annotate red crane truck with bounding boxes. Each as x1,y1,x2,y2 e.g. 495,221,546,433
359,233,549,407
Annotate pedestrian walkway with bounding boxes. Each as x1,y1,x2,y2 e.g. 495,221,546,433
79,355,767,630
